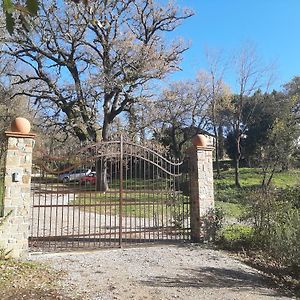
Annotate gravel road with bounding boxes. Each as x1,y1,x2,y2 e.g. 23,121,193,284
29,244,295,300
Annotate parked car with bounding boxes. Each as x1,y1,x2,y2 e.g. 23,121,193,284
80,172,97,185
59,169,91,183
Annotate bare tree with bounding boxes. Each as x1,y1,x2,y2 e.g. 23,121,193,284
139,78,210,158
230,44,275,187
3,0,193,142
204,48,231,176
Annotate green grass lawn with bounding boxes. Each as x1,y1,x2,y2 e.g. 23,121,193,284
215,201,245,219
214,167,300,219
73,190,189,219
215,168,300,189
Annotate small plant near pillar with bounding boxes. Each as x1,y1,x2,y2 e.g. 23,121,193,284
200,208,224,242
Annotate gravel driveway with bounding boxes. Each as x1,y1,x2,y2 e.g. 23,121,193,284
29,244,294,300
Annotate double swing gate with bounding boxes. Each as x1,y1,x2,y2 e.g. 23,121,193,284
30,138,191,251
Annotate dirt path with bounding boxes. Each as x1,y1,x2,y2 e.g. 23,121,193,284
29,244,295,300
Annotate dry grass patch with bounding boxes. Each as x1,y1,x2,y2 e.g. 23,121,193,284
0,259,76,300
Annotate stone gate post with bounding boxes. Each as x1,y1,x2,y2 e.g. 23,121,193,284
0,118,35,258
188,134,214,242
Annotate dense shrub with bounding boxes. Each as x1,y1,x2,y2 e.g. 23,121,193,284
244,188,300,271
279,186,300,209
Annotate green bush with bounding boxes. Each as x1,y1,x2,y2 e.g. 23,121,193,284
279,186,300,209
244,188,300,271
268,209,300,270
217,224,254,250
199,208,225,242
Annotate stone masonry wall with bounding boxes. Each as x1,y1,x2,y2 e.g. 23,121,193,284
189,146,214,242
0,133,35,258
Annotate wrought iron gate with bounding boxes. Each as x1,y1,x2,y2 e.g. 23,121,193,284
30,137,190,251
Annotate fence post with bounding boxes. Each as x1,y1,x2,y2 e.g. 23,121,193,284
188,135,214,242
0,118,35,258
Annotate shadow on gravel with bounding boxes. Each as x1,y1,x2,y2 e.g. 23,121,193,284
141,267,287,298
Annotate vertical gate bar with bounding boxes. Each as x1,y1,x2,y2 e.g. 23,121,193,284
36,168,41,245
90,158,95,248
144,149,149,241
151,152,155,242
155,154,159,241
182,162,185,240
82,164,86,248
78,161,82,248
77,166,80,247
119,136,124,247
65,172,69,249
186,161,189,240
43,172,48,248
139,148,143,243
162,162,166,241
129,146,133,242
96,146,101,248
183,162,186,240
109,157,112,245
145,150,148,242
131,150,138,241
124,150,128,242
134,147,138,242
165,164,168,241
188,159,191,240
172,159,180,240
147,149,151,242
81,159,84,248
92,159,96,248
170,162,173,241
172,162,176,240
184,160,187,240
71,172,75,248
48,169,53,248
114,153,117,244
177,161,181,240
35,167,40,245
115,154,117,246
158,162,162,241
182,171,185,240
50,171,54,248
30,168,35,244
65,168,70,249
102,156,107,246
60,169,64,249
169,159,172,240
178,162,182,240
149,153,153,242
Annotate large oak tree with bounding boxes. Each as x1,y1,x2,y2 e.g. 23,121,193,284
4,0,193,142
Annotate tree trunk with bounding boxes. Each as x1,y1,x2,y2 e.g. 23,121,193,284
234,157,241,188
213,125,220,177
218,125,224,159
234,128,242,188
95,116,109,192
96,160,108,192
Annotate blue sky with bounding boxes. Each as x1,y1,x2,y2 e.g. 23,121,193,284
168,0,300,92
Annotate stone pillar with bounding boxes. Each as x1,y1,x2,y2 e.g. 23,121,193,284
189,135,214,242
0,125,35,258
